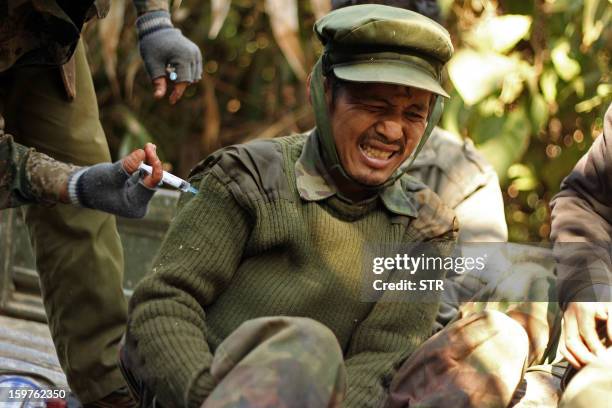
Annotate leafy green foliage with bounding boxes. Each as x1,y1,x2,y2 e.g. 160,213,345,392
443,0,611,242
85,0,611,242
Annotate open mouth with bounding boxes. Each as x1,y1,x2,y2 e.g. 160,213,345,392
358,139,400,163
360,144,395,160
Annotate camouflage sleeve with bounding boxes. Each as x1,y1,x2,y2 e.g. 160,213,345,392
0,133,78,208
0,133,37,208
408,128,507,243
550,103,612,305
132,0,171,15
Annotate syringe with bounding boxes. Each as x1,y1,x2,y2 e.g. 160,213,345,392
138,163,199,194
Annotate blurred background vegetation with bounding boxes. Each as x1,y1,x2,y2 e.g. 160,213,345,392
82,0,611,243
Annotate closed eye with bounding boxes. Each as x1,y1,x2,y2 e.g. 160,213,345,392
404,111,425,120
361,103,387,112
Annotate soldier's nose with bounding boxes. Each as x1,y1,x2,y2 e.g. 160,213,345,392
375,120,403,142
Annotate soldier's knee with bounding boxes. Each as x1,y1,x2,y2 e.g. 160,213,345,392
289,317,342,359
480,310,529,352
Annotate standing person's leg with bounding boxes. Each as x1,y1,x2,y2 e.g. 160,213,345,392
1,39,128,403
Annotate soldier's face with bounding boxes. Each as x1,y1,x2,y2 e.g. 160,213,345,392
329,82,431,186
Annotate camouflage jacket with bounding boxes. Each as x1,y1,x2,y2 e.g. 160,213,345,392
550,103,612,305
0,0,169,72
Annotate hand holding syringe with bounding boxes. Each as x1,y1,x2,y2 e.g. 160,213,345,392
138,163,199,194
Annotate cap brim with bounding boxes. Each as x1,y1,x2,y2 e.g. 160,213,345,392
333,60,449,98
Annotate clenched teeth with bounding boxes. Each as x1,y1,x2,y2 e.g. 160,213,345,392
361,144,394,159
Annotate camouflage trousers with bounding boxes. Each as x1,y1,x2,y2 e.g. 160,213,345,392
390,256,567,408
0,39,127,402
121,316,347,408
123,312,557,408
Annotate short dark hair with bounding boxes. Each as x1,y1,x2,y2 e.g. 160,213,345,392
330,0,442,24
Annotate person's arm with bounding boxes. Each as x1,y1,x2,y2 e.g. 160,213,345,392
550,103,612,368
1,134,162,217
132,0,202,104
125,168,252,408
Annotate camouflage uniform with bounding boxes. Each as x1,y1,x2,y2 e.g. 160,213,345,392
0,0,167,403
549,103,612,407
122,316,348,408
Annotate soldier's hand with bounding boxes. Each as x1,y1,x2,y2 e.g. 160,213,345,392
67,143,163,218
136,11,202,105
122,143,163,188
561,301,612,369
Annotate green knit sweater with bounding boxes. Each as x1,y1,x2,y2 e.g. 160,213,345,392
127,134,457,408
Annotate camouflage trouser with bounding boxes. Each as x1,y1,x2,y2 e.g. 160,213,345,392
389,310,531,408
389,256,567,408
124,311,558,408
0,39,127,402
559,346,612,408
122,316,347,408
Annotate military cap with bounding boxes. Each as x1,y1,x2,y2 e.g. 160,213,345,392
315,4,453,97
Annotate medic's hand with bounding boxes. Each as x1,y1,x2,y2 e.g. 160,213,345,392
67,143,163,218
561,301,612,369
136,10,203,105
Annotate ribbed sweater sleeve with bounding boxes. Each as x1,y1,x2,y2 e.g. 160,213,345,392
126,171,252,408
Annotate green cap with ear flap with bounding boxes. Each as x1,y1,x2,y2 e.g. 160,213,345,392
309,4,454,202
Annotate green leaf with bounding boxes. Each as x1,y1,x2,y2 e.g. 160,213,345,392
551,41,581,81
508,163,533,179
540,69,558,103
508,164,538,191
448,50,518,105
575,95,604,113
582,0,611,47
500,72,525,104
466,15,532,53
476,108,532,181
530,93,549,132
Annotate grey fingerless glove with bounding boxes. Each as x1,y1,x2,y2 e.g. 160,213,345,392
136,10,203,83
67,161,157,219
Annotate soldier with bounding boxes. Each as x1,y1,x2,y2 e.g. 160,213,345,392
0,0,201,406
330,0,507,333
120,5,534,407
550,102,612,408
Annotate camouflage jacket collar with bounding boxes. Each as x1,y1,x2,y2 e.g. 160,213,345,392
295,131,419,217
